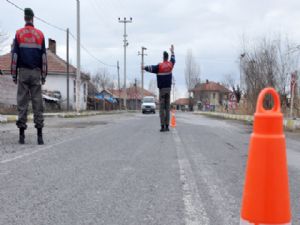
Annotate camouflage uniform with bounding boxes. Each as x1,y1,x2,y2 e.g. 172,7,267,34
16,68,44,129
11,8,47,144
159,88,171,126
11,22,47,130
144,51,175,130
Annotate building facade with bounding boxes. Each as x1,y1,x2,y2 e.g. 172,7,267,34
191,80,231,111
0,39,89,111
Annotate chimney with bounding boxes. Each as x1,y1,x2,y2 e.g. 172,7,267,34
206,79,209,84
48,39,56,54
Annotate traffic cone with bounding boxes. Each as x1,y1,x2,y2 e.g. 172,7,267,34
240,88,291,225
171,110,176,128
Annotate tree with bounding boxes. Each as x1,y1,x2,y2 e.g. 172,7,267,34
222,74,236,90
233,85,242,103
185,49,201,91
91,68,111,111
92,68,111,92
184,49,201,110
240,36,300,113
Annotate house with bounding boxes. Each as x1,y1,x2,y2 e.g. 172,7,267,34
0,39,89,111
173,98,190,111
110,86,156,110
190,80,231,111
0,59,18,113
87,88,118,111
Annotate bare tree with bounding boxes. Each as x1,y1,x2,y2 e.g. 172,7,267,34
185,49,201,110
91,68,111,111
222,74,236,90
107,75,117,90
185,49,201,91
275,36,299,109
241,36,300,113
92,68,111,91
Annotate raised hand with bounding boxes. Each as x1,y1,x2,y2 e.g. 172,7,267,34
170,44,174,54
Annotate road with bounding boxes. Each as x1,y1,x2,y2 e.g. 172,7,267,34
0,112,300,225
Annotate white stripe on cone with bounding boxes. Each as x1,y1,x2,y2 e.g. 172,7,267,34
240,218,291,225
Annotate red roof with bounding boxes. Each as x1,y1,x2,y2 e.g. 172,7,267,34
191,81,230,93
0,50,88,79
174,98,190,105
109,87,156,100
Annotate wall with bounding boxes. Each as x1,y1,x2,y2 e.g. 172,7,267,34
43,74,88,111
0,75,17,106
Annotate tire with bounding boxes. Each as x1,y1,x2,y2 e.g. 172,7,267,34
153,110,156,114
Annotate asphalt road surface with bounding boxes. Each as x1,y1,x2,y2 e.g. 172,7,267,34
0,112,300,225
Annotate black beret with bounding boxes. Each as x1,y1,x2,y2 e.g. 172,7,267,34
24,8,34,18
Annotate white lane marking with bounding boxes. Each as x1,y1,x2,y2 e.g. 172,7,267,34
172,129,210,225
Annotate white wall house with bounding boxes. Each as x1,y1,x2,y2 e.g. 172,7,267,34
43,74,88,111
0,39,89,111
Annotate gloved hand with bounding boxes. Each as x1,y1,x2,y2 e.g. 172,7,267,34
12,75,17,84
170,44,174,54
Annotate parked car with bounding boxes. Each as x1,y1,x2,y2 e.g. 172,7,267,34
141,96,156,114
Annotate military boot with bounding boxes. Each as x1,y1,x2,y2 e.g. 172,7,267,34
19,128,25,144
37,128,44,145
165,125,170,132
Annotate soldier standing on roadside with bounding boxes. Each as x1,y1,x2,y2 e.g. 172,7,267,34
143,45,175,132
11,8,47,145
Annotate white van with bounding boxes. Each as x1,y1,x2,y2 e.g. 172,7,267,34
141,96,156,114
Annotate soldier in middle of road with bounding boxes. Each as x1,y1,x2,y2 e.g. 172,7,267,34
143,45,175,132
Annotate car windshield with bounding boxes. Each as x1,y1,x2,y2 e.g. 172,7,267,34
143,98,154,103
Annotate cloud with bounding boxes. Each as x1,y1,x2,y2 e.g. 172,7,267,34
1,0,300,98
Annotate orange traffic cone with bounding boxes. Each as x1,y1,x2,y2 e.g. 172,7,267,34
171,110,176,128
240,88,291,225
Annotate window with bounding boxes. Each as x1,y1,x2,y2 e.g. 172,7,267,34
213,93,216,99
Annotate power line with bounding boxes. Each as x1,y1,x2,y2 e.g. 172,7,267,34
5,0,65,32
6,0,116,69
69,31,117,68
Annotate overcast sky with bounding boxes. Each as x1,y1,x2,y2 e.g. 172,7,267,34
1,0,300,98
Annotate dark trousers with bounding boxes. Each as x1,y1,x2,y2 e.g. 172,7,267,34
16,68,44,129
159,88,171,126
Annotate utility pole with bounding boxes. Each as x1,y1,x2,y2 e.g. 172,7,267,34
134,78,137,110
117,61,121,110
76,0,81,112
66,28,70,111
118,17,133,110
138,46,147,101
